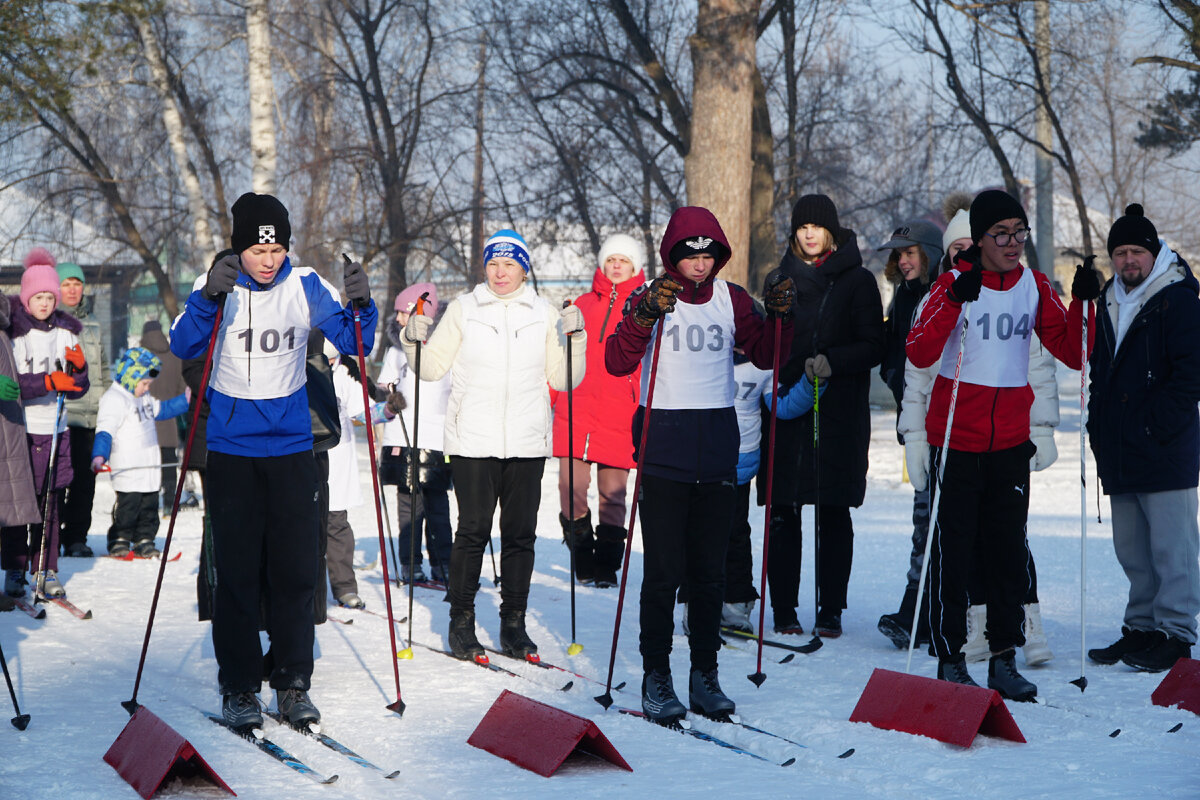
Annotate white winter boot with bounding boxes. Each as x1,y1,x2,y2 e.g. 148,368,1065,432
721,601,755,633
961,604,989,662
1022,602,1054,665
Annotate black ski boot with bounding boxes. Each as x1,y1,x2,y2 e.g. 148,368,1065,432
277,688,320,729
448,610,486,661
221,692,263,731
641,669,686,725
1121,631,1192,673
592,524,626,588
988,650,1037,702
878,585,930,648
499,611,538,660
560,512,595,584
937,655,980,687
1088,626,1155,665
689,667,736,720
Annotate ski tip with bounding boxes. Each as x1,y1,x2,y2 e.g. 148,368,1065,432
120,700,141,716
386,699,406,717
1168,722,1183,733
396,648,414,660
779,653,796,664
781,757,797,767
748,672,766,688
594,693,614,710
1109,728,1121,738
385,770,402,779
614,681,627,692
559,680,574,692
320,774,340,785
1070,676,1088,692
567,642,584,656
838,748,855,759
11,713,30,730
804,636,824,652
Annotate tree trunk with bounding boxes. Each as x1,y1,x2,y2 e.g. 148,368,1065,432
246,0,276,195
749,67,776,292
470,33,487,286
300,1,336,277
684,0,757,287
134,13,217,267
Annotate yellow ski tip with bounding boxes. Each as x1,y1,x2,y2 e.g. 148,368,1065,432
397,648,414,660
567,642,584,656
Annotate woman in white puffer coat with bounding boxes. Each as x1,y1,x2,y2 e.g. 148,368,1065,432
892,208,1057,666
401,230,586,663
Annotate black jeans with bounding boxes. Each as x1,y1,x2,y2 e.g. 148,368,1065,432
639,474,735,673
927,442,1036,660
767,503,854,617
207,450,319,694
678,481,757,605
395,487,453,574
60,426,96,549
448,457,544,617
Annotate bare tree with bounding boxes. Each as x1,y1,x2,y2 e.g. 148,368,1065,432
247,0,278,194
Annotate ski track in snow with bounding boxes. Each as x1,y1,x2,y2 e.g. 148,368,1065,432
1,371,1197,799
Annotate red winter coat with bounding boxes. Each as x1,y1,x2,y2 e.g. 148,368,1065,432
550,267,645,469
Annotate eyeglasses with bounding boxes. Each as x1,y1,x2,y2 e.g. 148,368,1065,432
984,228,1031,247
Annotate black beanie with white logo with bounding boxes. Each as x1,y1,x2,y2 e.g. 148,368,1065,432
230,192,291,254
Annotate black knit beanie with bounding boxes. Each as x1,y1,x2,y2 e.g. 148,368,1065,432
969,189,1028,244
230,192,291,254
1106,203,1160,256
790,194,841,237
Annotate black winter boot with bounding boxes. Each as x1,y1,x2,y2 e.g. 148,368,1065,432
937,655,979,687
559,512,595,584
641,669,686,725
592,524,627,588
448,610,485,662
689,667,736,719
1088,626,1156,665
499,611,539,660
1121,631,1192,673
988,650,1037,702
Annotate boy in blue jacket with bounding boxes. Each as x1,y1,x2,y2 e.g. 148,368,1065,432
170,193,376,731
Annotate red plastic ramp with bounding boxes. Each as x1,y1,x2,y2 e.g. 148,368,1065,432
104,706,234,798
468,689,632,777
849,668,1025,748
1151,657,1200,716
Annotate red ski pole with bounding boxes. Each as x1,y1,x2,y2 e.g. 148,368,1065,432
749,316,783,686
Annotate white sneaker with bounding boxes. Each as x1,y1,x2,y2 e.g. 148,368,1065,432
961,604,989,662
1022,602,1054,665
721,601,755,633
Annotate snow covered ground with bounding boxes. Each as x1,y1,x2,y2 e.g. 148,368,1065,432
2,370,1198,800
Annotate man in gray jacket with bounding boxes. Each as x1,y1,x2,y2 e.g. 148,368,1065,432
57,262,109,557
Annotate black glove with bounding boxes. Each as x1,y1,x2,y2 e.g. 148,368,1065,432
948,263,983,304
1071,255,1101,301
633,276,682,328
203,253,240,301
343,259,371,308
764,274,795,320
386,390,407,416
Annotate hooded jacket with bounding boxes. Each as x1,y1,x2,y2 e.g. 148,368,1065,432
605,206,791,483
760,231,884,508
0,294,41,527
1088,244,1200,494
550,265,645,469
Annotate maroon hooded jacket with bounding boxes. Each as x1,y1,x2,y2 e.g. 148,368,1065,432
605,207,791,482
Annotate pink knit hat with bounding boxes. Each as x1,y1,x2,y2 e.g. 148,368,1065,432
394,282,438,317
21,247,62,311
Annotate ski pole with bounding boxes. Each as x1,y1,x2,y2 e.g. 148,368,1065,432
1072,298,1091,693
97,462,182,476
750,316,784,686
0,638,29,730
398,291,430,661
563,300,582,656
345,254,405,715
125,304,223,714
32,386,66,601
486,536,500,586
596,320,664,710
906,302,971,674
809,372,823,653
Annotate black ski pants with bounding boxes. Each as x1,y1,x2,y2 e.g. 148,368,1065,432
396,487,453,576
926,442,1035,660
207,450,319,695
639,474,735,674
448,456,543,617
60,426,96,549
107,491,159,549
767,503,854,617
677,481,757,605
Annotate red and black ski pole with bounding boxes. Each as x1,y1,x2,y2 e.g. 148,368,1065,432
345,254,405,715
596,320,664,710
124,304,222,714
1,638,29,729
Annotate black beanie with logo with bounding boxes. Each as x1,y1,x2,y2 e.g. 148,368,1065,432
230,192,291,254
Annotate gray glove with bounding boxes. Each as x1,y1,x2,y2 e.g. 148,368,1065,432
203,254,240,301
405,314,433,344
804,354,831,381
560,304,584,335
343,260,371,308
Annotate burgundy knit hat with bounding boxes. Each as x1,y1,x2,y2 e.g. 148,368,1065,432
21,247,62,311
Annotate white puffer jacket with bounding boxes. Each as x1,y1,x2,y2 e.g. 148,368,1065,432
403,282,585,459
